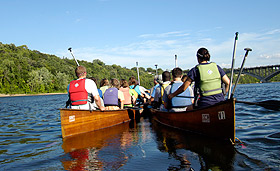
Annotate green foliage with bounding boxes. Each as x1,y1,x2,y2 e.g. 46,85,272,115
0,42,279,95
0,42,156,94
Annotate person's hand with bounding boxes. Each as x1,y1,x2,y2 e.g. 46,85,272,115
168,93,174,99
99,106,105,111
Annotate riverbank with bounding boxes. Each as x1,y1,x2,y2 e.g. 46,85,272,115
0,93,67,97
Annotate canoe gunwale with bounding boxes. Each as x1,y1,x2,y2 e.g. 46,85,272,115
150,98,236,142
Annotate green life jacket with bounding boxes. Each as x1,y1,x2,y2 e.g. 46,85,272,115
197,62,222,96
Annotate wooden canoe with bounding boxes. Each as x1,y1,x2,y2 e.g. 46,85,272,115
150,98,236,143
60,108,138,138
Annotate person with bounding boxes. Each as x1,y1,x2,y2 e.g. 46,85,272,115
67,65,105,111
103,78,125,110
150,75,162,103
128,76,144,104
100,78,109,96
139,85,151,103
119,79,136,107
162,67,194,112
154,71,171,110
168,47,230,108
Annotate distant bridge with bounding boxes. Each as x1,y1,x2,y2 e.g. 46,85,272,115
225,64,280,83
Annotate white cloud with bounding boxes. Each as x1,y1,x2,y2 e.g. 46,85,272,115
56,29,280,70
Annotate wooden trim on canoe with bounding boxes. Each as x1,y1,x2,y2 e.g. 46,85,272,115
60,108,136,138
150,98,236,142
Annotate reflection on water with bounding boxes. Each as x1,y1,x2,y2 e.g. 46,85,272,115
0,82,280,170
152,119,236,170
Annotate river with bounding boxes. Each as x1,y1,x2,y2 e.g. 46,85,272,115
0,82,279,170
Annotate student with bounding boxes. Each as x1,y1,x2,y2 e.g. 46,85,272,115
103,78,125,110
154,71,171,110
163,67,194,112
67,66,105,111
128,76,144,104
119,79,136,107
168,47,230,108
100,78,109,96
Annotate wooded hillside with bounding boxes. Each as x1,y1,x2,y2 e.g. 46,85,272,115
0,42,164,94
0,42,278,95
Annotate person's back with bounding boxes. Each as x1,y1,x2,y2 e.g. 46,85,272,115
163,68,193,112
67,66,105,111
119,79,134,107
154,71,171,110
103,78,124,110
168,47,230,109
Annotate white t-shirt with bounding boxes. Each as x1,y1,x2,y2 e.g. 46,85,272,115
67,78,100,110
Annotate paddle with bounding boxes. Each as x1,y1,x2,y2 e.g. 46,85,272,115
228,32,239,99
68,47,80,66
236,100,280,110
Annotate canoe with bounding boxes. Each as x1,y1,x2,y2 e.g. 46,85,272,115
60,108,138,138
150,98,236,143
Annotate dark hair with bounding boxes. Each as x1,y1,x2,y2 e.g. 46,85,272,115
100,78,109,87
162,71,171,82
197,47,210,61
128,76,137,86
120,79,129,88
172,67,182,78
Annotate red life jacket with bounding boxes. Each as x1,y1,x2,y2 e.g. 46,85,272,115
69,79,88,106
119,87,132,105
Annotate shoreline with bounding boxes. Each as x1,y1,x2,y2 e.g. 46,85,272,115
0,93,67,97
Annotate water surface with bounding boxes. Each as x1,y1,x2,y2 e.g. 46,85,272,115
0,82,279,170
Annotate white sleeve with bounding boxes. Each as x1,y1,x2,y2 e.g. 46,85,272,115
85,79,99,97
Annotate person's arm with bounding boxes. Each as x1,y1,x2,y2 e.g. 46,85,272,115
168,77,192,99
222,74,230,93
94,95,105,111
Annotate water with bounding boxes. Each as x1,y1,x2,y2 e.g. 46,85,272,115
0,82,279,170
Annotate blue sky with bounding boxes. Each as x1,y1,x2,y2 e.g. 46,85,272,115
1,0,280,70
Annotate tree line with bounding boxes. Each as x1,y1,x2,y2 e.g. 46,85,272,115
0,42,279,95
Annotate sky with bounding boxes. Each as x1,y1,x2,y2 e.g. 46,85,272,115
1,0,280,70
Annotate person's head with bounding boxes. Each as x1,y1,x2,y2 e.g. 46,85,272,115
120,79,129,88
171,67,183,79
110,78,120,88
162,71,171,82
196,47,210,63
100,78,109,87
128,76,137,86
75,65,86,78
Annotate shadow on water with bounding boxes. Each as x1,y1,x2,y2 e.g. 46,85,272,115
151,119,236,171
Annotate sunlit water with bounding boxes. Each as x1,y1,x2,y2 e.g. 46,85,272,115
0,82,279,170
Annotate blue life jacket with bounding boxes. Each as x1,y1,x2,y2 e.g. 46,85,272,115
171,82,192,108
103,87,119,106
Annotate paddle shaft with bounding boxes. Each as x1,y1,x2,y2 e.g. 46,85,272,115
228,32,238,99
68,47,80,66
231,48,252,97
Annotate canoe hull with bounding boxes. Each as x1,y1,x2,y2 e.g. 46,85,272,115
60,109,135,138
151,99,235,142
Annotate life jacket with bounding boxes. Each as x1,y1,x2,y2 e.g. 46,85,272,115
197,62,222,96
119,87,132,105
160,82,170,104
103,87,119,106
171,82,192,108
69,79,88,106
